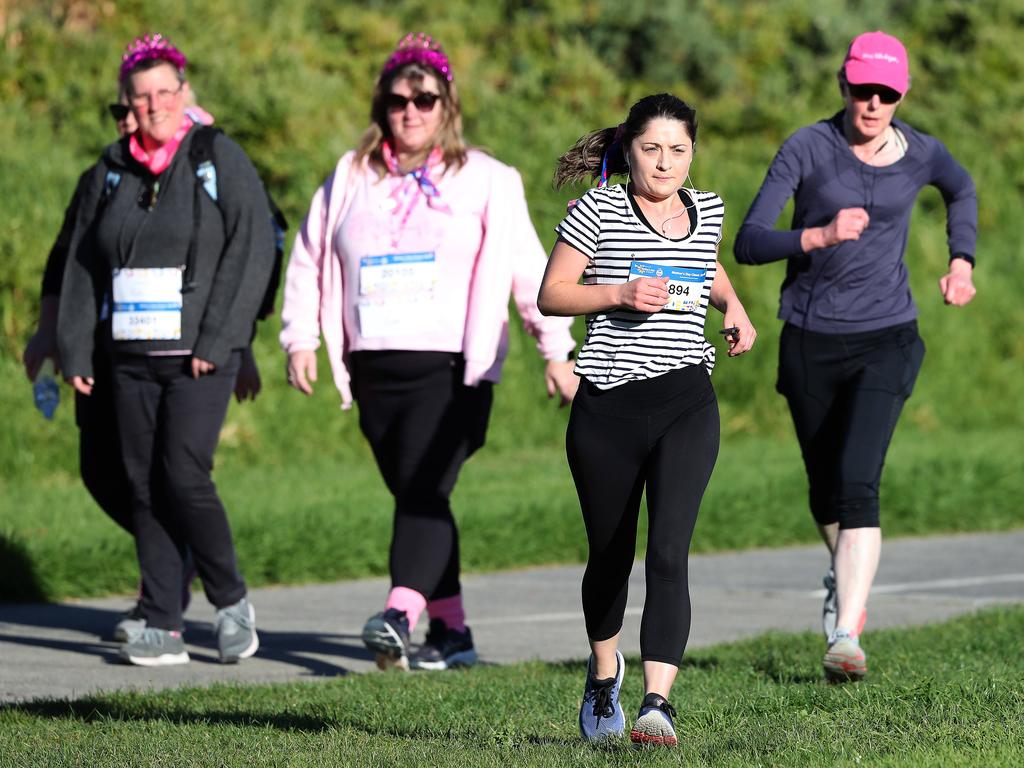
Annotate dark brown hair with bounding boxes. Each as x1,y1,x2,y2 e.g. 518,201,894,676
554,93,697,188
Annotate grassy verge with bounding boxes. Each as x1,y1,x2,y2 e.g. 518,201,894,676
3,427,1022,603
2,606,1022,767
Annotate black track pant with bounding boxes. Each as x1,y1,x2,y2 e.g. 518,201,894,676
566,365,719,666
351,351,493,602
777,321,925,529
75,346,133,533
113,352,247,630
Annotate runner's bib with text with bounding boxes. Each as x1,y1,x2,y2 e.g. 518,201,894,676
628,261,706,313
111,267,183,340
358,251,438,337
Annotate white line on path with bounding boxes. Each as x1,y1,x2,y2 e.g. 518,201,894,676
471,575,1024,628
809,573,1024,598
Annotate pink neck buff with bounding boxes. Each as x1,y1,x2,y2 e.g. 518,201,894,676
129,115,193,175
381,140,451,247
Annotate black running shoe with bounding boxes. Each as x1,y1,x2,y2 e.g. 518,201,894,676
362,608,411,670
409,618,478,670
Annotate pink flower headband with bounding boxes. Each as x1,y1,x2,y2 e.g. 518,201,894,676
119,34,187,83
381,32,453,83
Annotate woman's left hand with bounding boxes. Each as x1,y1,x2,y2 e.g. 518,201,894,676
722,307,757,357
939,259,977,306
233,347,262,402
191,357,216,378
545,360,579,407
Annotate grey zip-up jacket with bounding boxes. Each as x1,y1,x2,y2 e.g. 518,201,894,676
57,126,274,376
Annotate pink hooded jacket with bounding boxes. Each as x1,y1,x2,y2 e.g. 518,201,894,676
279,149,575,408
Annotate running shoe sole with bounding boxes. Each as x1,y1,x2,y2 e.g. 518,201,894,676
362,615,409,670
629,711,678,747
120,649,190,667
410,648,478,671
823,649,867,682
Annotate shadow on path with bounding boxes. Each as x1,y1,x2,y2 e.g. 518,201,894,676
0,535,47,602
0,602,374,677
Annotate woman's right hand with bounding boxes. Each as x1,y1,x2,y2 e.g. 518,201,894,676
286,349,317,395
618,277,670,313
68,375,94,396
802,207,870,251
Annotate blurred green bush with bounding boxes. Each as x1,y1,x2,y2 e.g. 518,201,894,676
2,0,1021,482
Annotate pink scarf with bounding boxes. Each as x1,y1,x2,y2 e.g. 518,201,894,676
129,115,194,175
380,141,451,247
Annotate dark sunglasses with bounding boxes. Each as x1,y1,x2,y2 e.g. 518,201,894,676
846,83,902,105
383,92,441,113
108,103,131,121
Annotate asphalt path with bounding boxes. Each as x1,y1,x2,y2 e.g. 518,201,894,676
2,530,1022,704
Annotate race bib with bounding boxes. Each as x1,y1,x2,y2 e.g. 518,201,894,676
629,261,706,313
358,251,438,337
111,267,182,340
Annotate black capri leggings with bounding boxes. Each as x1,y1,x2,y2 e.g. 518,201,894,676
351,351,493,602
777,321,925,530
566,364,719,666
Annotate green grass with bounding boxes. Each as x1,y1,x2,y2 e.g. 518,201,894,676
2,606,1022,767
3,417,1022,603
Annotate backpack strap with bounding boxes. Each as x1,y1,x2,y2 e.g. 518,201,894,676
183,125,223,292
181,125,287,318
102,170,123,204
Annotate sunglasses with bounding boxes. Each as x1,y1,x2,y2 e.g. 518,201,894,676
383,92,441,113
846,83,902,105
108,103,131,121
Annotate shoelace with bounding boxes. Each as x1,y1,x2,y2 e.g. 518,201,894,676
588,678,616,719
642,694,678,720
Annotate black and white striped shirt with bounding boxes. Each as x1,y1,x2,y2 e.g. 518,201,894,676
556,183,724,389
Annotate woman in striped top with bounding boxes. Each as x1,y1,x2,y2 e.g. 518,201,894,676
538,93,756,746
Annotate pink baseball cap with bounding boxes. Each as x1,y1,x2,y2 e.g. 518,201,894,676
843,31,909,94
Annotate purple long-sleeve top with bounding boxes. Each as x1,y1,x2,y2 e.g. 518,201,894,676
733,111,977,333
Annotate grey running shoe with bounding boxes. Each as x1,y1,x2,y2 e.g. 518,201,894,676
630,692,678,746
362,608,410,670
113,602,147,643
215,598,259,663
824,629,867,683
822,567,838,638
114,559,196,642
119,627,190,667
409,619,478,670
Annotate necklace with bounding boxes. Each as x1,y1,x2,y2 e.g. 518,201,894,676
660,207,688,235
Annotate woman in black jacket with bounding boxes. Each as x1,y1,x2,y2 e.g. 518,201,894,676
58,34,275,667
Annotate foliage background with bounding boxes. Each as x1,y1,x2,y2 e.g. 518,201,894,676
1,0,1021,599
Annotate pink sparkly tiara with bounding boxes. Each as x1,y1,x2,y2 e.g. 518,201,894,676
119,34,187,83
381,33,453,82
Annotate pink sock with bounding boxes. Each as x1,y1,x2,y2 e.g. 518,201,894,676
427,594,466,633
385,586,427,632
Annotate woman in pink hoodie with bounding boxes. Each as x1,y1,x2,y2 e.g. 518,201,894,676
280,33,577,671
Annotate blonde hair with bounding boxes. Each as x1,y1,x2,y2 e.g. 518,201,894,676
355,63,468,176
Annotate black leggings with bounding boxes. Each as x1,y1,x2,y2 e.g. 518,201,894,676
777,321,925,530
566,365,719,666
351,351,493,602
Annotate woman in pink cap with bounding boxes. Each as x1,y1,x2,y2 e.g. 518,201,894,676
281,33,577,671
734,30,978,682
